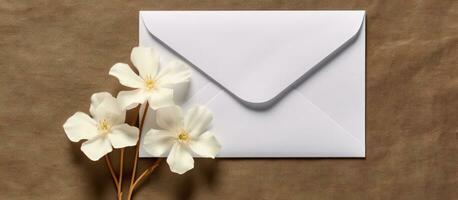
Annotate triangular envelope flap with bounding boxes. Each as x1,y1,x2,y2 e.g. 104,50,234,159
141,11,364,104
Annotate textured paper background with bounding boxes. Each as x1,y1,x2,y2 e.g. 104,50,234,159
0,0,456,199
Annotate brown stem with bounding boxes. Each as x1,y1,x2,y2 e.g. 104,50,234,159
131,158,162,192
117,148,125,200
104,155,120,192
128,102,150,200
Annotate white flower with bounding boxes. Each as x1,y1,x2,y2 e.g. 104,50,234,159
63,92,140,161
109,47,191,110
143,105,221,174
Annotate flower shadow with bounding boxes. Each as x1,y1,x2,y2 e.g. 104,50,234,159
173,158,221,200
132,157,220,200
68,142,115,200
171,81,191,106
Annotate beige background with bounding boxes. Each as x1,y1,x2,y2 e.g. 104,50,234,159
0,0,457,199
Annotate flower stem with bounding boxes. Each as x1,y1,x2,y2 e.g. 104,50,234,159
117,148,124,200
104,155,120,193
131,158,162,193
127,102,150,200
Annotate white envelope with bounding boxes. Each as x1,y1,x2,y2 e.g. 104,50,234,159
138,11,366,157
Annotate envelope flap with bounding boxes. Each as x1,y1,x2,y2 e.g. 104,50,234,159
140,11,365,105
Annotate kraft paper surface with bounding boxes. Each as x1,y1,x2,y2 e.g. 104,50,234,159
0,0,456,199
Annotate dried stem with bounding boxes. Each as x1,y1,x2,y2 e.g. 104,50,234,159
131,158,162,192
127,102,150,200
117,148,125,200
104,155,120,192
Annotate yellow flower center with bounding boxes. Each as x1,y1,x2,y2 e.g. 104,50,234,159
144,75,156,91
98,119,111,134
178,130,189,142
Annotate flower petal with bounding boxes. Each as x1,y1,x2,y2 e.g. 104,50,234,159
93,95,125,125
117,89,150,110
109,124,139,148
143,129,176,157
156,106,183,131
188,131,221,158
184,106,213,137
89,92,113,117
130,47,159,78
166,142,194,174
156,61,191,87
80,135,113,161
148,88,174,110
109,63,145,89
63,112,98,142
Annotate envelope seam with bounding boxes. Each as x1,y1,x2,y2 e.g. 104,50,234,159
294,90,364,150
182,83,223,108
203,91,223,106
182,82,211,107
